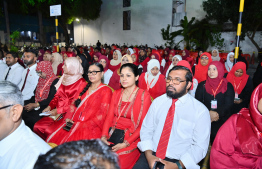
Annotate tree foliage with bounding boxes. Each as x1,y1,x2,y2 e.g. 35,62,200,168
161,24,181,48
203,0,262,52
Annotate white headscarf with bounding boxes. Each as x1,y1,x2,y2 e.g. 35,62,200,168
127,48,134,55
145,59,161,89
52,52,63,75
110,50,122,66
165,55,182,77
211,49,220,61
225,52,234,72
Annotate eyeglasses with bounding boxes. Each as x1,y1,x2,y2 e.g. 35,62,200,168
0,104,14,110
166,77,186,85
87,71,102,75
201,57,209,60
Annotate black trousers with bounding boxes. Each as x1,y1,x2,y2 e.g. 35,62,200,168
132,152,178,169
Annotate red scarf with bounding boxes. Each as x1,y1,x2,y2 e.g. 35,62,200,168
177,60,194,90
194,52,212,83
98,55,109,72
237,83,262,155
35,61,57,103
226,62,249,94
132,53,139,66
205,61,228,96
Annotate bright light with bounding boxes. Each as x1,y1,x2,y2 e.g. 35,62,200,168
28,31,31,37
76,18,80,22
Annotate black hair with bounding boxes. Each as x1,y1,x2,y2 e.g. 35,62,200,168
120,63,139,85
33,139,120,169
24,48,38,57
106,46,111,50
6,52,18,59
168,65,193,89
75,62,104,107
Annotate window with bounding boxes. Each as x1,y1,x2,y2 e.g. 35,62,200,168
123,10,131,30
123,0,131,7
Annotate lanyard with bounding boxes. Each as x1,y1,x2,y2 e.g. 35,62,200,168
146,74,155,91
39,75,54,98
233,79,242,93
115,86,137,124
211,79,223,99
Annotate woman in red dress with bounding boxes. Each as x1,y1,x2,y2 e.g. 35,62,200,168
33,57,87,140
102,63,152,169
109,50,122,72
108,54,133,90
46,63,112,145
138,59,166,99
193,52,212,83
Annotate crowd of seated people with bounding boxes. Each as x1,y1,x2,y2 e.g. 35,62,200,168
0,43,261,169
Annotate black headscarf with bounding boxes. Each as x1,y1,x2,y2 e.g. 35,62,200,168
139,48,148,63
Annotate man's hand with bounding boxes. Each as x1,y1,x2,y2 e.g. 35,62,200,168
159,159,178,169
234,99,243,104
145,150,160,169
210,110,219,122
24,103,37,112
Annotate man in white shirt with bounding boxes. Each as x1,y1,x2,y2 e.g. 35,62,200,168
18,49,39,103
0,51,8,76
134,66,211,169
1,52,24,85
0,81,51,169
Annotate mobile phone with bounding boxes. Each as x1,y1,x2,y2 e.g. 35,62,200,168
152,161,165,169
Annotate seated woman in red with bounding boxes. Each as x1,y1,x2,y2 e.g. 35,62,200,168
138,48,150,73
109,50,122,72
162,50,175,76
210,83,262,168
51,52,63,76
46,63,113,145
192,52,212,83
33,57,87,140
101,63,152,169
138,59,166,99
108,54,133,90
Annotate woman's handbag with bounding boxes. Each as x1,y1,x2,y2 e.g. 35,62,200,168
107,127,125,145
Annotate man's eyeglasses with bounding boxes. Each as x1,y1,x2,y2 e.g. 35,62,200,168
166,77,186,85
87,71,102,75
0,104,14,110
201,57,209,60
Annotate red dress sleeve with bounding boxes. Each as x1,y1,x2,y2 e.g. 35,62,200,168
56,63,63,76
108,70,121,90
138,73,146,90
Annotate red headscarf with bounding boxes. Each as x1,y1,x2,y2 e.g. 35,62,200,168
182,49,190,60
35,61,57,103
237,83,262,155
133,47,139,56
66,51,76,58
205,61,228,96
98,55,109,71
131,53,139,66
177,60,194,90
226,62,249,95
151,52,161,62
38,49,45,62
52,46,57,53
194,52,212,83
93,52,101,63
163,48,170,60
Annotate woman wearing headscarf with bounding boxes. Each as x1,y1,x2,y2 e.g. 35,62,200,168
109,50,122,72
195,61,234,143
138,48,150,73
131,53,139,66
43,53,52,62
210,83,262,168
38,49,45,62
93,52,101,63
224,52,234,73
212,49,224,64
192,52,212,83
51,52,63,76
127,48,134,55
46,63,112,145
99,55,113,85
164,54,182,77
195,48,204,64
133,47,139,56
34,57,87,140
181,49,190,60
23,61,59,130
102,63,151,169
150,51,165,73
162,50,175,75
138,59,166,99
163,48,170,61
226,62,253,115
108,55,133,90
52,46,57,53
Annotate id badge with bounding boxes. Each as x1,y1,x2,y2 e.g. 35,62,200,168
211,100,217,109
235,92,239,99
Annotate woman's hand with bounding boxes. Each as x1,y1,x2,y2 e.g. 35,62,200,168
24,103,37,112
112,143,127,152
42,106,51,113
65,118,74,123
101,136,110,146
49,109,58,116
210,110,219,122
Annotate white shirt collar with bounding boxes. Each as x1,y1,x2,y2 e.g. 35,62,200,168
10,62,19,69
0,121,25,157
28,63,37,71
166,92,189,105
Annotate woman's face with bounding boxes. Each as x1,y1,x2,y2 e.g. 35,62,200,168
94,55,98,61
36,70,47,79
148,48,151,53
62,62,68,74
120,67,138,88
200,55,209,66
131,54,136,63
38,51,42,56
151,55,155,59
182,50,186,56
172,57,180,66
51,54,55,63
63,54,68,60
43,54,48,61
99,59,107,68
140,50,146,56
113,51,118,60
88,65,103,83
229,55,234,63
151,66,159,76
235,69,243,77
164,51,168,55
127,50,131,55
199,51,203,56
121,56,129,65
208,65,218,79
169,54,173,61
133,49,136,53
212,50,218,57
